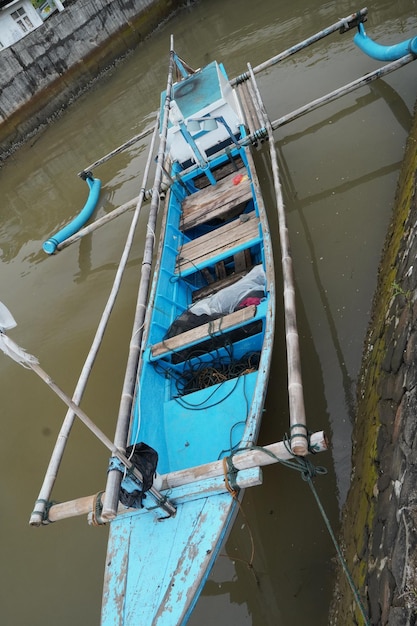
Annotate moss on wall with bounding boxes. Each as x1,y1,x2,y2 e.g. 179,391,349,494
331,104,417,624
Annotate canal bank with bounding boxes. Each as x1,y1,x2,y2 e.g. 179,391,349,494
1,0,414,624
0,0,190,161
331,102,417,624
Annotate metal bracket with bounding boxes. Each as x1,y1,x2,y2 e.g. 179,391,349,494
339,12,367,35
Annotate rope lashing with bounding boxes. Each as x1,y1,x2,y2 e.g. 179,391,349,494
222,455,240,498
31,498,58,524
290,422,309,442
90,491,105,527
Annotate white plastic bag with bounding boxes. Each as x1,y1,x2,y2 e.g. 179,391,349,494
189,264,266,316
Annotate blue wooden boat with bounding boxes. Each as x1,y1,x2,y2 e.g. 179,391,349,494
100,41,277,626
1,6,417,625
18,10,406,626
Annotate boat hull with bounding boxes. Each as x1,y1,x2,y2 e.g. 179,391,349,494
102,51,275,626
102,494,237,626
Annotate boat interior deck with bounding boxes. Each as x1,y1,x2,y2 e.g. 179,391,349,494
131,148,270,474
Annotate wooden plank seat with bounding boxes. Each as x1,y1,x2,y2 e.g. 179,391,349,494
151,304,257,359
176,212,260,277
181,168,252,231
192,156,244,190
191,269,250,302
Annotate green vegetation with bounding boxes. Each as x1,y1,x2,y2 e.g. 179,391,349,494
331,105,417,624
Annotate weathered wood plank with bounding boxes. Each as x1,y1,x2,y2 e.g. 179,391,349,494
181,169,252,230
151,304,257,357
44,432,328,523
176,213,260,274
192,269,249,302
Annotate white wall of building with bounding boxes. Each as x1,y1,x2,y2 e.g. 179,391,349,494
0,0,43,49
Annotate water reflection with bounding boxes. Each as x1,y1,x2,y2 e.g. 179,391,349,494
1,1,417,625
276,73,412,504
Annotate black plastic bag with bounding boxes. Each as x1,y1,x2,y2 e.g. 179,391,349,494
119,442,158,509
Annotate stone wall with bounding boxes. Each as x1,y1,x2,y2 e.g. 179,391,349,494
0,0,188,159
331,105,417,624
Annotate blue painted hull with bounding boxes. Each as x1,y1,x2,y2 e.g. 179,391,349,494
102,494,238,625
101,55,275,625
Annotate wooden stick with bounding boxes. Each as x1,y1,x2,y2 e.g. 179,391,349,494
231,8,368,85
237,81,259,135
78,126,155,175
101,36,177,521
47,470,262,524
248,63,308,456
26,359,176,517
126,53,417,192
29,116,163,527
45,431,328,523
162,430,327,489
271,52,417,131
56,196,139,250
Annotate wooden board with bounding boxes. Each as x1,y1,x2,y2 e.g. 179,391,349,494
192,269,249,302
176,212,260,275
151,304,257,357
181,168,252,230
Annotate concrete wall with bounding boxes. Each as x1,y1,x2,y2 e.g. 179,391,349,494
0,0,188,160
330,104,417,625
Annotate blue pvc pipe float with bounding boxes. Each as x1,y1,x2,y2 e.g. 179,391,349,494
43,174,101,254
354,23,417,62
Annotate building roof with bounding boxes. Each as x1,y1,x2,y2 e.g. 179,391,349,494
0,0,22,9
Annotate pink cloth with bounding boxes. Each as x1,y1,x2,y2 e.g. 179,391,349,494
236,297,261,310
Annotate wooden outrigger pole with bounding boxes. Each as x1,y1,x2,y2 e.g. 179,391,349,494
29,114,160,526
56,195,140,251
78,125,155,176
231,8,369,86
43,431,328,524
270,52,417,132
0,316,176,517
243,64,308,456
100,35,177,521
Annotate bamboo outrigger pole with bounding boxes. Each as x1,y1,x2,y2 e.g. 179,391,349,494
231,8,368,85
100,35,177,521
247,63,308,456
0,318,176,517
44,431,328,524
78,125,155,176
270,52,417,132
56,195,139,251
28,115,161,526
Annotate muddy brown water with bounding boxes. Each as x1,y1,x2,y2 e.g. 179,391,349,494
1,0,416,623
